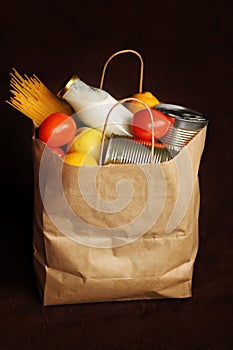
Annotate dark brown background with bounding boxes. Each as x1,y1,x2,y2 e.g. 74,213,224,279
0,0,232,349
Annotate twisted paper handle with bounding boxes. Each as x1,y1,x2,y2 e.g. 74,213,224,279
99,97,155,165
99,49,144,94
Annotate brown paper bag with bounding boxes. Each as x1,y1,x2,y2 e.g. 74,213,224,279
32,124,207,306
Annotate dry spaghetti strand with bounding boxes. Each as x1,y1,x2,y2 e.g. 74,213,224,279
6,69,73,127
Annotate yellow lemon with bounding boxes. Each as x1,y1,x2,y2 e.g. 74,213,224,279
64,152,98,166
129,91,160,113
68,127,103,160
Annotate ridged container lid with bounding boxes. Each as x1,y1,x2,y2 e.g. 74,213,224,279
155,103,208,131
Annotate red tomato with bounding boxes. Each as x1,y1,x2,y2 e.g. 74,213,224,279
39,112,76,147
49,146,65,158
131,108,171,140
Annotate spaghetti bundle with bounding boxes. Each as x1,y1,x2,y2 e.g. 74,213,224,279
7,69,73,127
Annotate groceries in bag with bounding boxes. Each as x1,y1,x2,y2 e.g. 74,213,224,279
128,91,160,113
103,134,173,165
155,103,208,152
6,66,208,167
6,69,73,127
58,75,133,137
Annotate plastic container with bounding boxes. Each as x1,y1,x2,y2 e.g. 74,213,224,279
58,75,133,137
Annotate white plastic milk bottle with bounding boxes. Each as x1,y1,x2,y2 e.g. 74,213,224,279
59,76,133,137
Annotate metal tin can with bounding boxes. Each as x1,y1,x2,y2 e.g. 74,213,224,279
155,103,208,150
103,135,174,165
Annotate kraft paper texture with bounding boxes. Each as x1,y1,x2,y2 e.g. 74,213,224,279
32,127,207,306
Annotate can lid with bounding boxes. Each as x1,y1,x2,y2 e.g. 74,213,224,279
155,103,208,130
57,74,79,98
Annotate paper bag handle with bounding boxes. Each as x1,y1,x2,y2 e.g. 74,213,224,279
99,49,144,94
99,97,155,165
